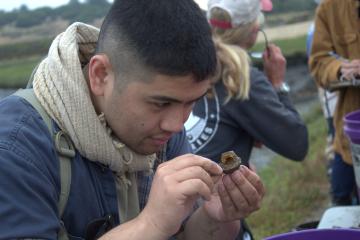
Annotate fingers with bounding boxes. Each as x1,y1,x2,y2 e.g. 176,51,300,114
341,62,357,72
340,67,357,80
158,154,222,177
177,179,212,201
342,59,360,68
238,165,265,198
267,44,278,53
218,181,240,218
263,51,286,85
153,154,222,203
230,171,261,209
341,59,360,79
340,69,355,80
263,44,286,72
174,166,215,191
262,47,270,59
264,44,283,58
249,163,257,172
218,166,265,219
222,174,250,212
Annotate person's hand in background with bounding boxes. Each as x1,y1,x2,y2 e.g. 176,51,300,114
263,44,287,88
340,59,360,80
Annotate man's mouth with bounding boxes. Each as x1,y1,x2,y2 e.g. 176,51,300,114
150,135,172,145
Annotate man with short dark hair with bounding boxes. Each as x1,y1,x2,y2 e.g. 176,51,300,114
0,0,264,239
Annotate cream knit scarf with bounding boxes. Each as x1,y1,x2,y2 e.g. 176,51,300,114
32,22,156,222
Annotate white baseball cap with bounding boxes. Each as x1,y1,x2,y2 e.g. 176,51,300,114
207,0,273,28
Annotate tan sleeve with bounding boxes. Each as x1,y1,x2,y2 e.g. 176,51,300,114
308,3,342,88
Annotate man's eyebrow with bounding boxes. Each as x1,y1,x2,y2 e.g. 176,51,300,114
150,92,207,104
192,92,208,103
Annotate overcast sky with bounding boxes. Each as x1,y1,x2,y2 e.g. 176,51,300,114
1,0,80,11
0,0,207,12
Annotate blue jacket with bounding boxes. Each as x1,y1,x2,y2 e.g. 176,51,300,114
0,95,191,239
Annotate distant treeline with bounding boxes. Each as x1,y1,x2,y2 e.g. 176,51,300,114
0,0,111,28
0,39,51,61
0,0,318,29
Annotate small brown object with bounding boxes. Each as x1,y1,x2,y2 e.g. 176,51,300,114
219,151,242,174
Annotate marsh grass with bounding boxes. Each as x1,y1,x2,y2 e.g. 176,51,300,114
251,35,307,57
0,56,42,88
248,104,330,239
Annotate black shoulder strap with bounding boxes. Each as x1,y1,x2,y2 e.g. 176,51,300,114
13,89,74,240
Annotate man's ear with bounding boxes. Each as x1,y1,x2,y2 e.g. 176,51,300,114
88,54,114,96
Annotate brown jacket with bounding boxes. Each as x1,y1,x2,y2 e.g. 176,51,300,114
309,0,360,164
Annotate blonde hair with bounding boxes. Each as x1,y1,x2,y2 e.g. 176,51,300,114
212,37,250,102
209,7,253,101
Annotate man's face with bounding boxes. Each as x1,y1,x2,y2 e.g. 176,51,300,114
103,73,210,155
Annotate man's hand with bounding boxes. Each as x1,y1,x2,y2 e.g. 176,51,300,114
203,165,265,222
340,59,360,80
263,44,287,88
101,157,264,240
180,165,265,240
139,154,223,238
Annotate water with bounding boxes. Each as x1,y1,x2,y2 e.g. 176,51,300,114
250,52,263,59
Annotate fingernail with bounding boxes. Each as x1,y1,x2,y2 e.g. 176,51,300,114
215,163,223,174
240,165,247,173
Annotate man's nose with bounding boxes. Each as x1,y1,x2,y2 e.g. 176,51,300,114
160,108,188,133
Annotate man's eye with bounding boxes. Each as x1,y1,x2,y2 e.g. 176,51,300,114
154,102,170,108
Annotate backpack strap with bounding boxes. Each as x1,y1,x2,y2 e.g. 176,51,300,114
13,89,74,240
14,89,52,131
